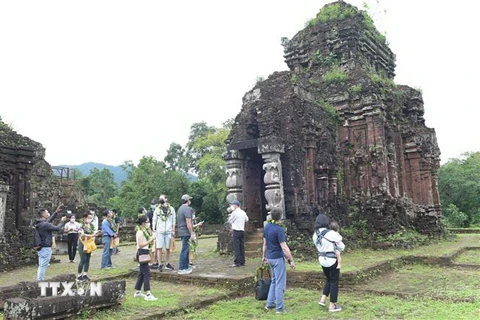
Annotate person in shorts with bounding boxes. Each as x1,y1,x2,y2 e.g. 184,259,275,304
152,194,176,272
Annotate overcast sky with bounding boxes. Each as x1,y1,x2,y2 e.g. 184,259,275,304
1,0,478,166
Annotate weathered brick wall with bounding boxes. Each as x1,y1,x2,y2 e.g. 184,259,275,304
0,122,45,271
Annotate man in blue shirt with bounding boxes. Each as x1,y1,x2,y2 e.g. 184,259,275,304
262,207,295,314
101,209,116,269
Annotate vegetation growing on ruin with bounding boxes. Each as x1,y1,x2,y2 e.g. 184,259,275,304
367,66,395,89
315,50,339,67
351,83,363,94
361,12,387,44
290,73,297,84
322,66,348,84
317,99,340,123
307,3,357,27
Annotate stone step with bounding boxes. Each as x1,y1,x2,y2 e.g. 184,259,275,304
245,241,263,251
245,249,262,258
247,235,263,242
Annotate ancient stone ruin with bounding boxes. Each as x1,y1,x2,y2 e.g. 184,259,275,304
0,118,83,271
0,119,46,271
223,1,442,242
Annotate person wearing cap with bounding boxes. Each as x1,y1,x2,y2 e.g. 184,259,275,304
228,199,249,267
176,194,195,274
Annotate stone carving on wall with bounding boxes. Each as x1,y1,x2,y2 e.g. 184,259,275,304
0,184,8,236
261,151,285,219
224,151,244,205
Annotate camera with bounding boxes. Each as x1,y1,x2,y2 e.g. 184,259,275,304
159,199,165,205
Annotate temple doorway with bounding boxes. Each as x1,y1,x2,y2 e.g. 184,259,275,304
242,148,267,228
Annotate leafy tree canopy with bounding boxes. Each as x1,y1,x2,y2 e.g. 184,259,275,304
438,152,480,227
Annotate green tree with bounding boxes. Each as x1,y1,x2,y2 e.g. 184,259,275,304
438,152,480,227
86,168,117,207
441,203,468,228
187,122,231,223
184,121,216,173
110,156,190,217
164,142,187,171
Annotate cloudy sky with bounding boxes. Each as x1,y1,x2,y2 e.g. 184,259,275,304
1,0,478,166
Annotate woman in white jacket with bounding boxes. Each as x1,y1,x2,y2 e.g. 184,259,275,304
312,213,345,312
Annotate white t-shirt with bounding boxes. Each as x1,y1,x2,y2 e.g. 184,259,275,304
312,228,345,268
228,208,249,231
64,221,81,234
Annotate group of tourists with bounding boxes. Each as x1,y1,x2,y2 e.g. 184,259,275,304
35,205,121,282
133,193,207,300
35,197,345,311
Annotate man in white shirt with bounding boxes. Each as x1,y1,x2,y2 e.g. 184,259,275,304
228,200,249,267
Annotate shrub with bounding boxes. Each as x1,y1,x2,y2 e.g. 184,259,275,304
307,3,357,27
322,67,347,84
351,84,363,94
442,203,468,228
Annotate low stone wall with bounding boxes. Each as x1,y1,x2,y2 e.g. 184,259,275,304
3,280,126,320
448,228,480,234
0,274,76,311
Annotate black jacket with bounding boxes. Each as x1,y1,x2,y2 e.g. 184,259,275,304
35,212,65,248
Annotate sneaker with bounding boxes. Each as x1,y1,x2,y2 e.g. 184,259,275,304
77,275,85,281
157,264,163,272
83,275,90,281
276,309,287,314
318,301,326,306
265,305,275,310
229,264,241,267
144,294,158,301
329,305,342,312
165,263,174,271
133,292,145,298
150,263,159,269
178,268,192,275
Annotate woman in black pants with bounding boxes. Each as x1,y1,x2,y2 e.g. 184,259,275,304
313,212,345,312
64,213,81,263
134,215,157,301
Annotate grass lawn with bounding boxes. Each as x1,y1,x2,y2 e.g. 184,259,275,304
169,288,480,320
294,234,480,273
78,278,229,319
3,234,480,319
455,248,480,264
354,264,480,299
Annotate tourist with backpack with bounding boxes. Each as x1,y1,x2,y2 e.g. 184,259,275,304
312,212,345,312
35,205,67,280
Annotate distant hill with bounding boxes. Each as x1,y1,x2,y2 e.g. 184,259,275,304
58,162,198,185
58,162,129,185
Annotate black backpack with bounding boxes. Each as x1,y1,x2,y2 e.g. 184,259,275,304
33,222,44,251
